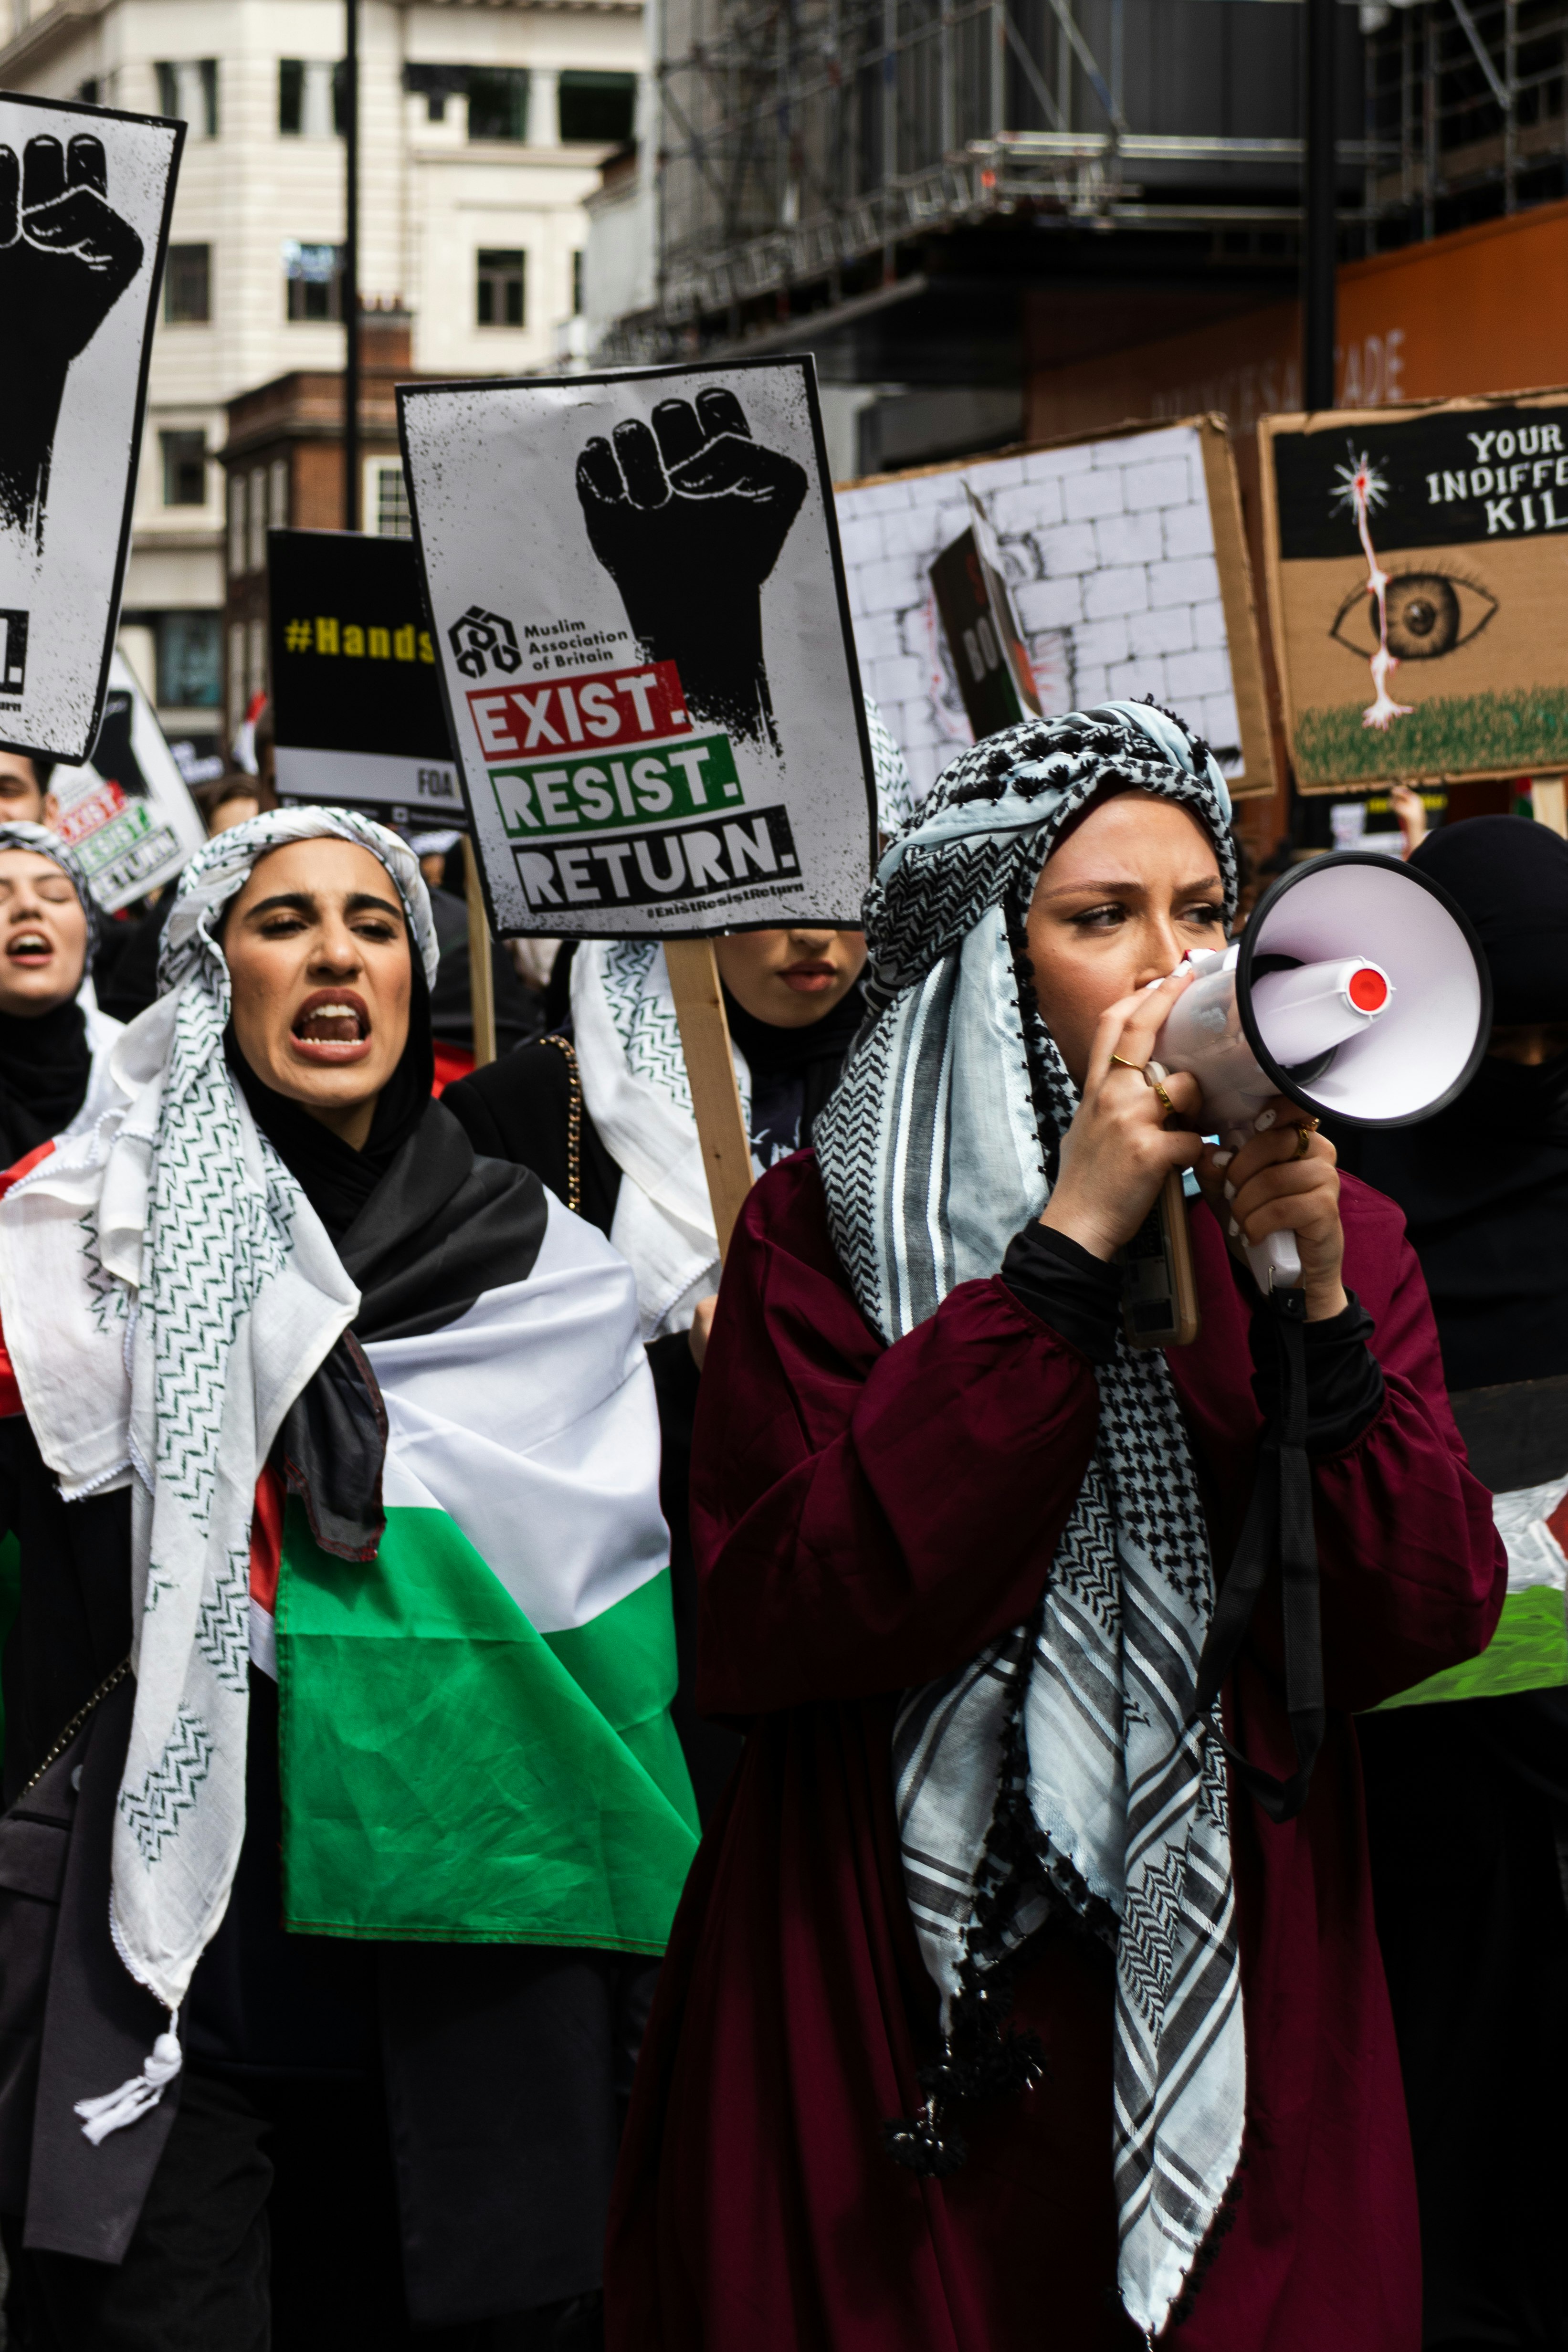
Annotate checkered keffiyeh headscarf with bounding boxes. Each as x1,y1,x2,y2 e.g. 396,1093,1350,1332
815,702,1243,2343
0,809,436,2147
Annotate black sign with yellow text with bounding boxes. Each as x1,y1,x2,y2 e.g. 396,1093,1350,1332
267,527,466,821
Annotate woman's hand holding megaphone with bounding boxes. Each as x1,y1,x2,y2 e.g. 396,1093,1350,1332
1193,1111,1348,1323
1039,970,1207,1261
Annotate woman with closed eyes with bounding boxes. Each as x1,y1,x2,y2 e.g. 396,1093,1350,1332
0,826,121,1171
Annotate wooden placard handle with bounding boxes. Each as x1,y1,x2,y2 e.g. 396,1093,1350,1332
663,938,753,1260
464,842,498,1068
1534,777,1568,838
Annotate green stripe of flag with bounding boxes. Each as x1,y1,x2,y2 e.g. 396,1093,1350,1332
1370,1584,1568,1711
276,1500,699,1952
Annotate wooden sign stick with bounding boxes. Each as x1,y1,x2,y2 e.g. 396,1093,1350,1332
1534,777,1568,838
464,841,499,1068
664,938,754,1260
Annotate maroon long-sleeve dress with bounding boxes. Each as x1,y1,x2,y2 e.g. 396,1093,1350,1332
606,1154,1505,2352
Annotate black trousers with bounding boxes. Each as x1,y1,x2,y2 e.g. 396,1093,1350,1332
3,2071,604,2352
1360,1690,1568,2352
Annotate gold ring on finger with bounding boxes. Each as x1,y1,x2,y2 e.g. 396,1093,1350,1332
1292,1123,1316,1160
1144,1058,1176,1116
1109,1051,1146,1074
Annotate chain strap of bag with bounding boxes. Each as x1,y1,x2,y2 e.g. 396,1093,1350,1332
539,1033,583,1216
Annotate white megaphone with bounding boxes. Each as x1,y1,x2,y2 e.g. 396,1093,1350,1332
1154,850,1492,1292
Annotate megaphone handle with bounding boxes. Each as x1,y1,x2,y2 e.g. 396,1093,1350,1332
1244,1228,1303,1294
1222,1124,1304,1293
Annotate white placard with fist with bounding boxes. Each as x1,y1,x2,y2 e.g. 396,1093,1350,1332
0,93,183,764
399,355,877,938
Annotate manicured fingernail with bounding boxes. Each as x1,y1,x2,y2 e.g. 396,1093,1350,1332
1212,1149,1233,1168
1228,1216,1240,1237
1222,1180,1235,1202
1254,1109,1276,1133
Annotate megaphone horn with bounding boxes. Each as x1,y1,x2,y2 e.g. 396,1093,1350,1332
1154,850,1492,1293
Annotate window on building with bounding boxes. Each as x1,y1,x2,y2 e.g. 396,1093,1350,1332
367,460,412,537
228,622,246,725
269,457,289,535
558,71,636,144
403,62,467,123
247,466,268,574
476,249,526,329
573,248,584,315
77,78,98,105
160,430,207,507
282,240,345,322
227,475,247,578
163,243,210,324
467,67,530,141
156,612,222,710
279,59,341,137
248,619,268,705
155,60,218,137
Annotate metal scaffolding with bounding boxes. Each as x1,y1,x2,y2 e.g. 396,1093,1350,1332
604,0,1568,360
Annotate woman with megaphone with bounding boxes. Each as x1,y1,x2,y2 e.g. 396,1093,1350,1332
606,703,1505,2352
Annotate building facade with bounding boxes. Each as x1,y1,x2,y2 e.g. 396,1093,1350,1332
0,0,643,754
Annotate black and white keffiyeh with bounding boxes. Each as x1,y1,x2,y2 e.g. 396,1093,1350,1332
814,702,1243,2343
0,808,438,2124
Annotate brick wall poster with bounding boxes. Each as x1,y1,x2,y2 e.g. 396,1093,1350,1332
834,416,1274,802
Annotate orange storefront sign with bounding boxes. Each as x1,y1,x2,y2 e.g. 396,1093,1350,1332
1028,199,1568,442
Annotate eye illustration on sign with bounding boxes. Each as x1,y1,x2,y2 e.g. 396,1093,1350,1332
575,385,808,748
1330,570,1498,664
0,132,144,543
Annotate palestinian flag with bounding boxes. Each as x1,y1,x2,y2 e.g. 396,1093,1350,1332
249,1118,700,1955
1374,1470,1568,1709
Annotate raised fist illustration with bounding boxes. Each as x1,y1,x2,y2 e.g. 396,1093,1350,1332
576,386,808,745
0,134,144,537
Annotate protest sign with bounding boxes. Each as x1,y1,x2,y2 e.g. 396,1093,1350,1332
836,417,1274,798
0,93,183,765
268,528,465,823
399,356,876,941
400,354,876,1249
50,651,205,912
1260,388,1568,792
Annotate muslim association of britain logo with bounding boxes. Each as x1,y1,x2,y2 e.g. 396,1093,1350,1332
448,605,521,681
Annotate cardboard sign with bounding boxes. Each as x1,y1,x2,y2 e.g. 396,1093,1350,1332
398,356,876,937
835,417,1274,798
0,93,183,766
268,528,465,822
1260,389,1568,792
49,651,205,911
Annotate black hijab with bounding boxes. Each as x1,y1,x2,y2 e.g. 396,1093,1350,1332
1326,816,1568,1392
0,992,91,1165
